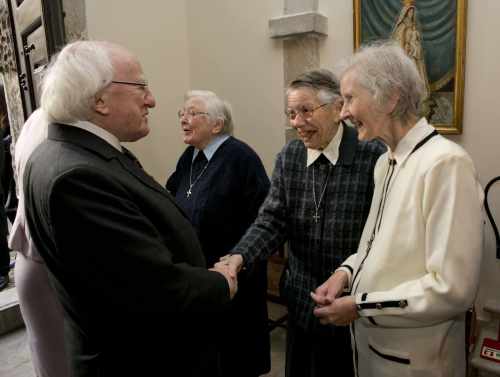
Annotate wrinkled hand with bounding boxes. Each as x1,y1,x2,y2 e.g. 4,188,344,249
312,271,349,306
214,254,243,279
310,271,357,326
311,295,359,326
210,264,238,299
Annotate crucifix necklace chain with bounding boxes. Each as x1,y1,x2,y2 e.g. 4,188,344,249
311,163,331,223
187,159,210,198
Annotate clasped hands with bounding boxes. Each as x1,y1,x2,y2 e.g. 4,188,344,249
310,271,359,326
210,256,358,325
210,254,243,300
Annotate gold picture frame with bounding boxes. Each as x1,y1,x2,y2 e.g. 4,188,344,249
354,0,467,134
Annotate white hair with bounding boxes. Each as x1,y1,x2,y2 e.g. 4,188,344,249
336,40,425,123
40,40,114,123
184,90,234,135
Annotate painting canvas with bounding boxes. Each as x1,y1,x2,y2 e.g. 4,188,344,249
354,0,467,134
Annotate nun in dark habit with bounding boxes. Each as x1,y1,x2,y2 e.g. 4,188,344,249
166,90,271,377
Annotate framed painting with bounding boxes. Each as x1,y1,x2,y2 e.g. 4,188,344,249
353,0,467,134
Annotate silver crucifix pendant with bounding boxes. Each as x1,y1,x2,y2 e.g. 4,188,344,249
312,212,320,223
186,188,192,198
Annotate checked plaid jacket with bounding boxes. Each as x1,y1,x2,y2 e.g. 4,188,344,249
233,124,385,333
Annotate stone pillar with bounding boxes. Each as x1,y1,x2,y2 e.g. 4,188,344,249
269,0,328,142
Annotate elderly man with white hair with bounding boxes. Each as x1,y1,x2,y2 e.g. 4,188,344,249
23,40,236,377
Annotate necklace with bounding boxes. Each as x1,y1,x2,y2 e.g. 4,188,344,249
186,155,210,198
311,162,331,223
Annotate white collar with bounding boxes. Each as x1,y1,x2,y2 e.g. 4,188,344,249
306,123,343,167
390,117,436,165
71,120,123,152
193,134,230,162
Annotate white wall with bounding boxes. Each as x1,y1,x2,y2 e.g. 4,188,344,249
450,0,500,318
318,0,355,67
85,0,191,184
185,0,285,176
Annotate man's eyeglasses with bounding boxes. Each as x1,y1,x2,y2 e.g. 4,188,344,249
111,80,149,88
177,109,210,119
285,103,330,120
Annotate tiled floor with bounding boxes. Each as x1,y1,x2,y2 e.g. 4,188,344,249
0,301,287,377
0,328,34,377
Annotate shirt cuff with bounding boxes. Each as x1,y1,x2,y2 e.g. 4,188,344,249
335,265,353,290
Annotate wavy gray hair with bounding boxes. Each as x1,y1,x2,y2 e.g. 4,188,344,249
184,90,234,135
40,40,114,123
337,40,425,124
286,69,342,104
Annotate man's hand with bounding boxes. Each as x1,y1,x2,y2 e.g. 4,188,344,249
214,254,243,279
210,264,238,299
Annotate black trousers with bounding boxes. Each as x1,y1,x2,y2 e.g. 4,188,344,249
285,315,354,377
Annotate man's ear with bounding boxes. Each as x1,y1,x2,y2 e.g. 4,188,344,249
94,93,110,116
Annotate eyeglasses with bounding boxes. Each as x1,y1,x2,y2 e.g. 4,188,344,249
285,103,330,120
177,109,210,119
111,80,149,88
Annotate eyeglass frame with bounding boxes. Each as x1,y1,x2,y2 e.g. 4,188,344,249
111,79,149,88
177,109,210,120
285,102,331,121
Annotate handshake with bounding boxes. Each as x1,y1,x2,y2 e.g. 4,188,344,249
210,254,244,300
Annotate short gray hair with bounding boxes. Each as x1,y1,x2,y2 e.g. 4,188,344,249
337,40,425,124
184,90,233,135
40,40,114,123
286,69,342,104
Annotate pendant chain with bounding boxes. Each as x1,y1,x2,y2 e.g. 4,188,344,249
311,163,331,223
187,156,210,198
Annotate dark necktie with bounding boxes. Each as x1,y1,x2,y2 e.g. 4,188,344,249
192,151,208,176
122,147,143,168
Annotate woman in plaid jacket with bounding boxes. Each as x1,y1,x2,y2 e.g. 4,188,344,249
219,69,385,377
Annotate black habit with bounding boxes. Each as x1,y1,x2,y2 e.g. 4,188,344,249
167,136,271,377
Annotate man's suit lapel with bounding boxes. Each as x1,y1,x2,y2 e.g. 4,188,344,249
115,150,167,196
48,123,183,210
116,152,193,219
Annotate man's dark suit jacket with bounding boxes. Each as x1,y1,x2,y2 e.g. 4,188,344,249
24,123,230,377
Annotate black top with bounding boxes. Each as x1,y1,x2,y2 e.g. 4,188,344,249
167,136,272,375
167,136,270,265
